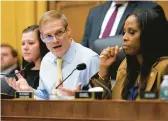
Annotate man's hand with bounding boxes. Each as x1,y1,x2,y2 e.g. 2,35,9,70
5,70,32,91
53,82,82,96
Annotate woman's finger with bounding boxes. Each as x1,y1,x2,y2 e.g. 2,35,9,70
115,45,120,54
106,47,112,57
110,47,115,57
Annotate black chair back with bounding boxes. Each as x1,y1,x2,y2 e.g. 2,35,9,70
92,35,125,80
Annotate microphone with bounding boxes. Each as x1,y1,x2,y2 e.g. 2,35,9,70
91,78,112,99
1,62,35,77
76,63,86,70
82,68,127,99
55,63,87,89
82,77,112,99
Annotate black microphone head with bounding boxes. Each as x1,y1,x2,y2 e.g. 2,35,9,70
76,63,86,70
82,85,89,90
0,62,35,77
24,62,35,70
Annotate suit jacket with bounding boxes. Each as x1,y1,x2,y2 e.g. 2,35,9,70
82,1,163,49
1,66,20,94
112,57,168,100
90,57,168,100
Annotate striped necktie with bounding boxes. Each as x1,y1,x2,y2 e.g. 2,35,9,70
102,4,121,38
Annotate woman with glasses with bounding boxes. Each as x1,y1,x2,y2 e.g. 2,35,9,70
9,25,49,95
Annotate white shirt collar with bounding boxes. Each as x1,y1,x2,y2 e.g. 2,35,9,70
112,1,128,8
1,64,18,74
54,40,76,64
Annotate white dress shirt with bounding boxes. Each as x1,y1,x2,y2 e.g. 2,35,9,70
34,40,100,99
99,2,128,38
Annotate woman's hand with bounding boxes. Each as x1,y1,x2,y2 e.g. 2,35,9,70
99,45,120,78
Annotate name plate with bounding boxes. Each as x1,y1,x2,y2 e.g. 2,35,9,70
15,91,34,99
140,91,158,99
75,90,103,99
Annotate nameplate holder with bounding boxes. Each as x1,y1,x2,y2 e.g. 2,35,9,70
15,91,34,99
140,91,158,99
75,90,103,99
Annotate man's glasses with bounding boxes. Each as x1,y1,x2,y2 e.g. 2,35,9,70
41,28,66,43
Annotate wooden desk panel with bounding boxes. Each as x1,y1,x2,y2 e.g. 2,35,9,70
1,100,168,121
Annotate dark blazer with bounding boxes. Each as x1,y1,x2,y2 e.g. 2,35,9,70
1,66,20,94
82,1,164,49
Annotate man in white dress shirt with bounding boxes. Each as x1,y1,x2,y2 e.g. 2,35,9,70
5,10,99,99
82,0,163,49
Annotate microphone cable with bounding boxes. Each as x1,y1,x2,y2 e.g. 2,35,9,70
88,68,127,99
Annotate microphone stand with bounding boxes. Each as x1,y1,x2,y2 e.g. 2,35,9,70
56,68,77,89
92,78,112,99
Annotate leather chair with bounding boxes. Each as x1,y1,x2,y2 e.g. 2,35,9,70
92,35,125,80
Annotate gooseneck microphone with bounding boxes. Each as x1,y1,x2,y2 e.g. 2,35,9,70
92,78,112,99
82,77,112,99
1,62,35,77
82,68,127,99
22,62,35,70
55,63,86,89
76,63,86,70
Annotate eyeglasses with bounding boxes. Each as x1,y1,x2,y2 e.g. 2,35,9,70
41,29,66,43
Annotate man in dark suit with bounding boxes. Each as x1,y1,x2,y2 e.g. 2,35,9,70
82,1,164,49
0,44,20,94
